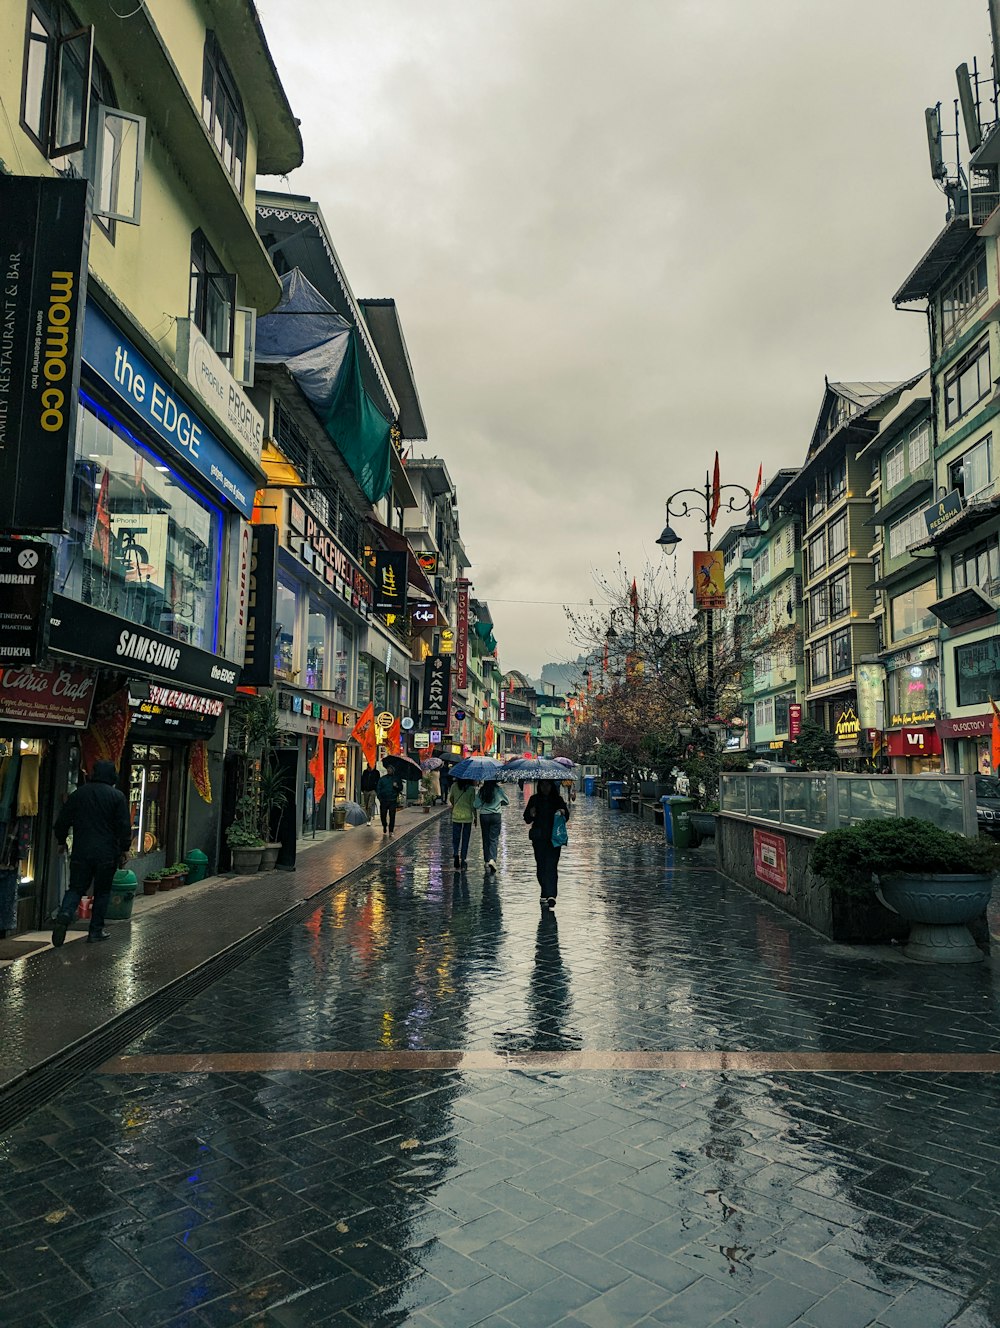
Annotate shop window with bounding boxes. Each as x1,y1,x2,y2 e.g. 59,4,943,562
274,578,298,680
956,638,1000,707
811,640,830,684
890,662,940,718
334,619,354,703
827,514,847,563
831,628,851,677
948,435,993,501
306,602,328,690
952,535,1000,592
20,2,143,224
51,399,222,649
190,230,236,363
128,743,172,859
944,338,991,427
201,33,247,193
890,580,937,641
357,654,372,706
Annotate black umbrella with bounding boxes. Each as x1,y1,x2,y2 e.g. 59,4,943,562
382,753,423,781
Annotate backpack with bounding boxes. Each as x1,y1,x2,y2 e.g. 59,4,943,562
551,812,569,848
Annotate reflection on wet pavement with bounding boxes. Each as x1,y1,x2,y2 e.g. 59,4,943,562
3,800,1000,1327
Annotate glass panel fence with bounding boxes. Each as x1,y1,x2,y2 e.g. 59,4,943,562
720,774,747,814
901,778,965,834
780,775,827,830
836,778,898,826
748,775,781,822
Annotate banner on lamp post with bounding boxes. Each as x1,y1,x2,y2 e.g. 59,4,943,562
692,551,725,610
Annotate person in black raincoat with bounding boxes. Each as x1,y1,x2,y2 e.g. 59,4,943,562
523,779,570,911
51,760,131,946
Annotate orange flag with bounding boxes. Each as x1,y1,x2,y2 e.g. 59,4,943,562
484,721,495,753
751,462,763,512
308,725,325,803
352,701,378,768
386,714,402,756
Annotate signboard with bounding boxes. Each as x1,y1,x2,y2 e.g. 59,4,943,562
423,655,451,728
753,828,788,893
82,303,258,518
889,708,938,727
373,550,408,615
788,703,802,739
439,628,455,655
286,496,373,608
128,682,222,738
886,728,942,758
242,524,278,687
224,519,252,666
429,729,442,743
49,595,241,697
856,662,886,731
456,578,470,689
693,550,726,610
0,663,96,728
937,713,992,739
416,551,438,576
410,598,436,629
0,540,54,665
413,732,429,749
178,319,263,465
499,689,507,722
0,176,90,533
923,489,962,538
834,702,860,742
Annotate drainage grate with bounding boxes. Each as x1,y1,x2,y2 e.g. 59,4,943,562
0,817,441,1135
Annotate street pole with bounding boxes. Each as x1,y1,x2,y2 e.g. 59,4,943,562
702,471,714,724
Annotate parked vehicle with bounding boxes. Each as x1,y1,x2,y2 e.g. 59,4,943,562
976,774,1000,837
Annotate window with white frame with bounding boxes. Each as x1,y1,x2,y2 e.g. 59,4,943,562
752,548,769,588
948,435,993,501
888,507,925,559
755,697,774,729
784,524,795,560
201,33,247,192
754,654,772,683
941,250,988,341
808,532,826,577
907,419,931,470
885,442,905,490
944,337,991,427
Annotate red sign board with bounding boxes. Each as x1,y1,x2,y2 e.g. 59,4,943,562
885,728,943,758
0,664,97,728
753,827,788,893
788,703,802,739
937,714,992,739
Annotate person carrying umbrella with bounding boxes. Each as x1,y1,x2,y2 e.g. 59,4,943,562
376,765,403,835
474,780,509,873
448,779,477,869
523,779,570,911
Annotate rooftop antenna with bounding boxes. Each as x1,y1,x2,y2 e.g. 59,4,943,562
925,104,948,181
957,62,983,152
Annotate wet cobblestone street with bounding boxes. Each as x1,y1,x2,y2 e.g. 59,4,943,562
4,800,1000,1327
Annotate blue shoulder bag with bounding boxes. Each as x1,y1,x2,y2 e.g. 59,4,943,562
551,812,569,848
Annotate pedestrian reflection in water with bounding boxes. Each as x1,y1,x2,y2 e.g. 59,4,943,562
529,914,579,1051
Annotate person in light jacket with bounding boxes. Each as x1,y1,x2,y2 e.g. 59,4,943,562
474,780,509,873
448,779,477,869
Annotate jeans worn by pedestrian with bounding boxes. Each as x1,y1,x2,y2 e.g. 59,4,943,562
533,841,561,898
479,812,501,865
58,857,117,936
379,800,397,833
361,790,376,821
452,821,472,864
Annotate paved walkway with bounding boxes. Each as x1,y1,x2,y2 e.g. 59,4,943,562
2,800,1000,1327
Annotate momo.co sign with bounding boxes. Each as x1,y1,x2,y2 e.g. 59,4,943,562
0,176,90,532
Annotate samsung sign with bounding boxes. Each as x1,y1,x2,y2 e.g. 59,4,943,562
82,303,258,518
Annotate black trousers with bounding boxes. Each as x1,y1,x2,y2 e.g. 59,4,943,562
60,856,116,933
379,800,397,832
532,841,561,897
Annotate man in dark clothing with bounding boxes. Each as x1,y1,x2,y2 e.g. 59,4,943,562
376,770,403,835
51,760,131,946
360,764,380,823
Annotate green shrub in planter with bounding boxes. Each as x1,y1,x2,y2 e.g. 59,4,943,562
225,821,264,849
810,818,1000,899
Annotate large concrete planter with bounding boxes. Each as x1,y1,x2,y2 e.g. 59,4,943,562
230,845,263,874
689,811,716,841
877,873,995,964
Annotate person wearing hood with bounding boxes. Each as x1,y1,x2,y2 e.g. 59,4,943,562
51,760,131,946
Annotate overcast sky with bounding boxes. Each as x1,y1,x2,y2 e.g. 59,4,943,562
257,0,987,677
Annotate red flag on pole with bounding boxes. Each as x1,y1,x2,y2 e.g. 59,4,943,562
308,725,325,803
386,714,402,756
484,721,495,753
629,578,639,630
751,463,763,513
710,452,721,528
351,702,378,768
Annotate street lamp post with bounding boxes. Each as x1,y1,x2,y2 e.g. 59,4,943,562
655,470,760,724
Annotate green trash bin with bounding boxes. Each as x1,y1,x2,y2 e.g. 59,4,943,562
184,849,208,883
106,868,137,921
665,796,696,849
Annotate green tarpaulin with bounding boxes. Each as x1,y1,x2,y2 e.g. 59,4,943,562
323,332,392,504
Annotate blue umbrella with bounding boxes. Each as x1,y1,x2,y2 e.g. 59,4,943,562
450,756,501,781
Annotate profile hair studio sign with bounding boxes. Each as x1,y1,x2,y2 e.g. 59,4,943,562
0,176,90,532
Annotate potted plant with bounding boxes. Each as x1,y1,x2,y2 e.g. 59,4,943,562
157,864,183,891
257,758,288,870
809,818,1000,963
226,819,265,874
689,799,720,841
142,870,163,896
167,863,190,886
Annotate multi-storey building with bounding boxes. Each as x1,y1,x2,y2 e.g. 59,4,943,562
776,380,915,767
0,0,300,921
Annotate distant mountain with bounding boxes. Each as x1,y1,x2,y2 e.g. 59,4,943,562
539,659,585,694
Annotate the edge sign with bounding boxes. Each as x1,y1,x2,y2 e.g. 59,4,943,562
0,176,91,532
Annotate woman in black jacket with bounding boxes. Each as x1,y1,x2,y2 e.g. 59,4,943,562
523,780,570,911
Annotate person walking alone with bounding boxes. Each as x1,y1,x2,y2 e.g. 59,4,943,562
474,780,508,873
523,779,570,911
376,767,403,835
360,764,379,824
448,778,477,869
51,760,131,946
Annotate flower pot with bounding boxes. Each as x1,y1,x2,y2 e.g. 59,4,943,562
143,880,159,896
259,842,281,871
877,873,995,964
158,872,181,891
230,845,263,874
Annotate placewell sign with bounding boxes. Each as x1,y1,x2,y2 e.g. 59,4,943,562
0,540,54,665
0,176,90,532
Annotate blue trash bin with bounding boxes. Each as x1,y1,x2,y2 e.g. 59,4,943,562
607,779,626,809
584,776,596,797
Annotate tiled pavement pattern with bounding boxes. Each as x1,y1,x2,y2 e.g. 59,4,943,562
2,802,1000,1327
